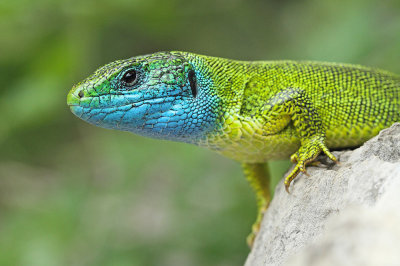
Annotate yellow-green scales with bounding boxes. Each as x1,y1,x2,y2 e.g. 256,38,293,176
67,52,400,245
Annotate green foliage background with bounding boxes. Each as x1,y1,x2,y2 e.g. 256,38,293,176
1,0,400,265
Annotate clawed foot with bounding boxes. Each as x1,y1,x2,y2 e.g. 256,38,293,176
285,137,338,193
246,227,258,248
246,203,269,248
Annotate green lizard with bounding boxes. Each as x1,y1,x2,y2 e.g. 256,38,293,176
67,51,400,246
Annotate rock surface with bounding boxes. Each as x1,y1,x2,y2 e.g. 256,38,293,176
245,123,400,266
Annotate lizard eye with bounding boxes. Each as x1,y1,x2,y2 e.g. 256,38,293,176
188,70,197,98
121,70,137,86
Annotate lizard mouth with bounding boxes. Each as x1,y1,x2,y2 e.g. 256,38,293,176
67,93,179,133
67,85,178,126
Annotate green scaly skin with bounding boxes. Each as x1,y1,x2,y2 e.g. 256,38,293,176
67,51,400,246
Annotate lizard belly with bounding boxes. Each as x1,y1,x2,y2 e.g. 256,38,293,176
198,115,300,163
325,123,391,149
199,119,395,163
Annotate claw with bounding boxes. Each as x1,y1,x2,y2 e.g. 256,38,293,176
301,168,310,177
308,161,321,167
285,182,291,194
320,144,337,162
284,165,300,193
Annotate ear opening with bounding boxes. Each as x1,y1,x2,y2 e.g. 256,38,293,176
188,70,197,98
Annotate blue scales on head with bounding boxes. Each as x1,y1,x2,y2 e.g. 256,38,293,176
67,52,221,143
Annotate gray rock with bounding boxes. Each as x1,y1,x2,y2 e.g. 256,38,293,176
245,123,400,266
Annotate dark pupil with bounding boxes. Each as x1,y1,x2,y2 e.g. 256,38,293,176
122,70,137,85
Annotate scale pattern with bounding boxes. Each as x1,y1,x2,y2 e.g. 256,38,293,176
188,55,400,160
67,51,400,178
67,51,400,246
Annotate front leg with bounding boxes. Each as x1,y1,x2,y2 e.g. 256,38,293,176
262,88,337,192
242,162,271,247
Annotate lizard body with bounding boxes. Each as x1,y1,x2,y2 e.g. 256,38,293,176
67,51,400,245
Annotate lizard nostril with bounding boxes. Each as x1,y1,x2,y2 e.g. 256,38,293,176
78,90,84,98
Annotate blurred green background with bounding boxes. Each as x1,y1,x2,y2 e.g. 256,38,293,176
1,0,400,265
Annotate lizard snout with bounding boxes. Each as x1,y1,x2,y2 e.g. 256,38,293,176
67,85,84,106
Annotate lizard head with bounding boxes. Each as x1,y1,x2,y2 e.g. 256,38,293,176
67,51,224,143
